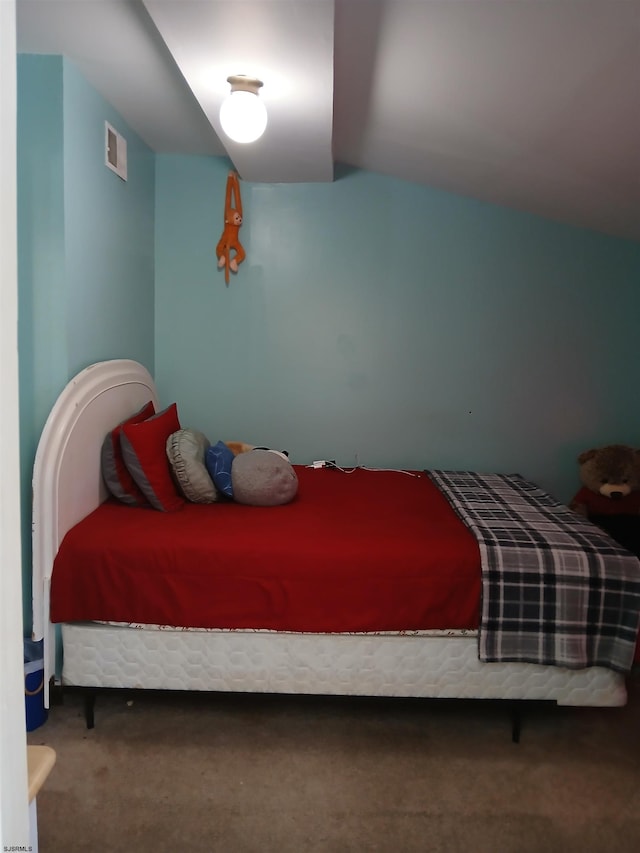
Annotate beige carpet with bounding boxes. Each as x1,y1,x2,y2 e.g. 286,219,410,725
28,674,640,853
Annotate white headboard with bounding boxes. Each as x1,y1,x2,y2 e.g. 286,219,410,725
31,359,159,699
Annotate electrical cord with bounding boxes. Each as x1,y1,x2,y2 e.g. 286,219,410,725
305,461,420,477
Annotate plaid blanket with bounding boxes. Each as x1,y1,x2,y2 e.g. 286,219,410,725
427,470,640,673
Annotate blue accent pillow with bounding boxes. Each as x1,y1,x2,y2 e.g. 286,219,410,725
205,440,235,498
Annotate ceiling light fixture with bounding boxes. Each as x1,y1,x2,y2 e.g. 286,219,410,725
219,75,267,144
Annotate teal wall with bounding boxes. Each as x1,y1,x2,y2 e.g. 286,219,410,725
63,62,155,378
17,56,640,630
17,56,66,508
17,56,155,632
155,156,640,505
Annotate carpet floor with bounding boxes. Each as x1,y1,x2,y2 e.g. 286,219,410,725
28,673,640,853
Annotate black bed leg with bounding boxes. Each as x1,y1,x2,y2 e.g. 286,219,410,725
50,678,64,706
510,703,521,743
84,689,97,729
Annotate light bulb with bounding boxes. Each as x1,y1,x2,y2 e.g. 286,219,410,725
219,77,267,144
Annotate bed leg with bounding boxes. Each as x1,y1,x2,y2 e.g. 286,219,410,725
84,689,97,729
50,678,64,706
510,703,522,743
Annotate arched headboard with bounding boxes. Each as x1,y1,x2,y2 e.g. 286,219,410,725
32,359,159,700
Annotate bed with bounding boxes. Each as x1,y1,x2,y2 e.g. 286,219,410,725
31,359,640,736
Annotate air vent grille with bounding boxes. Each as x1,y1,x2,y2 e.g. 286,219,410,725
105,122,127,181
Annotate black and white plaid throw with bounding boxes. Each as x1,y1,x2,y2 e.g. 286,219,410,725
428,470,640,673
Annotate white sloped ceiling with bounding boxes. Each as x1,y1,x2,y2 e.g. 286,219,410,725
16,0,640,240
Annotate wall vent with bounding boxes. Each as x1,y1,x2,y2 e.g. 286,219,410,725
105,121,127,181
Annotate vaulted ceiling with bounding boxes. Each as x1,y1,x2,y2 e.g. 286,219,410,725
16,0,640,241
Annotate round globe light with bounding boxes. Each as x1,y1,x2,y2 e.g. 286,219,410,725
219,81,268,144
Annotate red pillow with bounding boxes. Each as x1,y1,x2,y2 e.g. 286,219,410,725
101,401,156,506
120,403,184,512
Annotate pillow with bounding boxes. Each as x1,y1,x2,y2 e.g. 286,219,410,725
231,449,299,506
101,400,156,506
120,403,184,512
166,429,220,504
204,440,235,498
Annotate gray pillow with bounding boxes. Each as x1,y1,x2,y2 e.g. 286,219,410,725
166,429,220,504
231,449,298,506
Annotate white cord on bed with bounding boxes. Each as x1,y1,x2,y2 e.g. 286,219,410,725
359,466,420,478
305,462,420,477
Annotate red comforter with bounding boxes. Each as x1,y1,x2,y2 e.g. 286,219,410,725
50,466,481,633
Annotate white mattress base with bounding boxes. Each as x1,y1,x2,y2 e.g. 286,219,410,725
60,622,627,707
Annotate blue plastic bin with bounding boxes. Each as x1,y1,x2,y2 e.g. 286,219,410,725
24,638,47,731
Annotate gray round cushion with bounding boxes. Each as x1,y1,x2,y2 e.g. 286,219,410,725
166,429,220,504
231,449,298,506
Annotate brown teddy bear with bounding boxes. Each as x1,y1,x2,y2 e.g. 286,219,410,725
570,444,640,555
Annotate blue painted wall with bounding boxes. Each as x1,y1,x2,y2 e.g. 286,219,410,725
63,62,155,378
155,156,640,505
17,56,155,631
16,57,640,630
17,56,66,500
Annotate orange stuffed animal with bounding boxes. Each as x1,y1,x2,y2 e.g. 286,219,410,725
216,171,245,284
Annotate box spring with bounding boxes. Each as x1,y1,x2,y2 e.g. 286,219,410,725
61,622,627,707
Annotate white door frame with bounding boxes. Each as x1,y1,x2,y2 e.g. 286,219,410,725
0,0,30,845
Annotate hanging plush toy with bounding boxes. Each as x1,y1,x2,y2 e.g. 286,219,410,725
216,170,245,285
